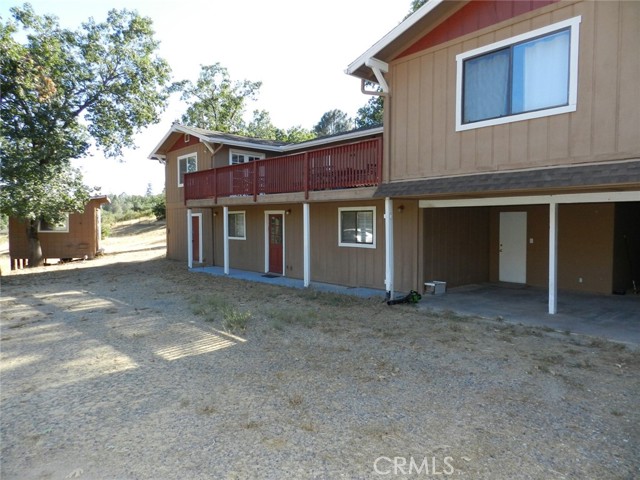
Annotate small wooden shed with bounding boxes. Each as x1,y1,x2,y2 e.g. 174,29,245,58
9,196,110,269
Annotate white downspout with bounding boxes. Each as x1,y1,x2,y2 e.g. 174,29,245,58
548,202,558,314
223,205,230,275
385,197,394,300
303,203,311,287
187,208,193,269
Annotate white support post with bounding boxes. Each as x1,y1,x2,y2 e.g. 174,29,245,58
187,208,193,269
385,197,394,300
223,206,230,275
303,203,311,288
548,202,558,314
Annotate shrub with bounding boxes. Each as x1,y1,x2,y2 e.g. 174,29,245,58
152,198,166,220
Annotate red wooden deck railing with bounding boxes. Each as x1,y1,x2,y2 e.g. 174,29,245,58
184,137,382,203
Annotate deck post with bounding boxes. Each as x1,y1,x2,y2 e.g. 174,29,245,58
385,197,394,300
223,206,230,275
303,202,311,287
187,209,193,269
548,202,558,314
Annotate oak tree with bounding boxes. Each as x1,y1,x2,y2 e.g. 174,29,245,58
179,63,261,133
0,4,173,266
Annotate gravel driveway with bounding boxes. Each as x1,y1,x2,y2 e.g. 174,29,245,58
1,223,638,479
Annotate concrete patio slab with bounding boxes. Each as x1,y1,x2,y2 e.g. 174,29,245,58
418,283,640,346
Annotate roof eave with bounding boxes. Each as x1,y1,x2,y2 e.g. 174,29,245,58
147,123,193,160
282,126,383,151
211,138,284,153
346,0,457,81
149,124,384,161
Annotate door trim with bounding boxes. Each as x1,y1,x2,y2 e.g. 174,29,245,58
499,211,527,284
264,210,285,276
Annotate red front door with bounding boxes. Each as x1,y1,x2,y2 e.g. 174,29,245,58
268,214,283,274
191,215,200,263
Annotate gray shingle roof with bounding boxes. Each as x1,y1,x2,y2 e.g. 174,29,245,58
187,126,288,148
374,160,640,198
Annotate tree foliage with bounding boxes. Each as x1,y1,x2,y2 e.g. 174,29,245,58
407,0,428,18
179,63,262,133
0,4,173,265
355,95,383,128
313,109,353,137
246,110,314,143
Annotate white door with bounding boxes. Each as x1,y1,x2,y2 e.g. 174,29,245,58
499,212,527,284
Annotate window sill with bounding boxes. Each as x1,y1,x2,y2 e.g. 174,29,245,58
455,103,577,132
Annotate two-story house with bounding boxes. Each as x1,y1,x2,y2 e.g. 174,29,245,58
346,0,639,312
150,0,639,314
149,124,385,290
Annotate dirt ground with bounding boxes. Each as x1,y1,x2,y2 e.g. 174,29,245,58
1,220,638,479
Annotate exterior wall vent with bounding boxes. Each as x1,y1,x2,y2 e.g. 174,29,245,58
184,134,190,143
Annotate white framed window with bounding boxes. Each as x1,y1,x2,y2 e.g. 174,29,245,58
338,207,376,249
228,211,246,240
230,149,265,165
178,153,197,187
38,214,69,233
456,16,581,131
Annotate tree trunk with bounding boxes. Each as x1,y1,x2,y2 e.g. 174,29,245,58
27,219,45,267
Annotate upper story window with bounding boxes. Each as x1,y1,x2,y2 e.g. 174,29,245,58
230,150,265,165
38,214,69,233
456,16,581,131
338,207,376,249
178,153,197,187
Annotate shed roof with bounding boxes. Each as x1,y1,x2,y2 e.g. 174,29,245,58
374,160,640,198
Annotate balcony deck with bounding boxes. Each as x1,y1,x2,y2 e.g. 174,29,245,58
184,137,382,204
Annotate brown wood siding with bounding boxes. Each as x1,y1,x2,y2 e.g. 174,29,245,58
310,201,386,289
388,0,640,182
558,203,614,294
165,143,210,262
394,200,421,292
488,205,549,287
284,207,304,278
212,208,223,266
487,203,615,294
612,202,640,293
206,201,397,291
164,142,283,263
166,205,187,261
423,207,490,288
227,208,263,272
165,143,210,207
166,206,214,264
9,198,105,261
208,205,303,278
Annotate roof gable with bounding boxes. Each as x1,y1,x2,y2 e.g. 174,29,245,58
346,0,561,82
397,0,559,59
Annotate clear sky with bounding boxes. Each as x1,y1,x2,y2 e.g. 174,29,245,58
2,0,411,195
